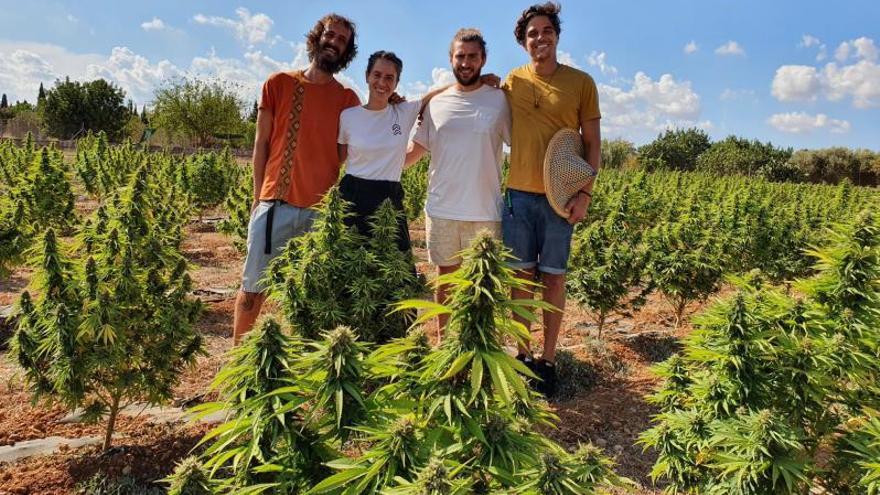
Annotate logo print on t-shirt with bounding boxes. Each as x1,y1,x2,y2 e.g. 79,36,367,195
392,123,402,136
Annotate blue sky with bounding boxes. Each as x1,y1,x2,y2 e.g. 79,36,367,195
0,0,877,149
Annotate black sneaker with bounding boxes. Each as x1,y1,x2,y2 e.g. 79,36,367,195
515,353,535,369
533,359,557,398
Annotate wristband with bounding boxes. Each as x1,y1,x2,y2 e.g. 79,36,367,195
577,190,592,199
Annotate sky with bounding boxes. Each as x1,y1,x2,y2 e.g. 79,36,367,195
0,0,877,150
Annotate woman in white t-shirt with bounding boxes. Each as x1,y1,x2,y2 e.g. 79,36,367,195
337,51,425,252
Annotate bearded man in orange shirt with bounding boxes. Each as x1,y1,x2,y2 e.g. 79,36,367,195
233,14,361,345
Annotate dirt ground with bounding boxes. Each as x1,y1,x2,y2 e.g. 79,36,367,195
0,218,727,494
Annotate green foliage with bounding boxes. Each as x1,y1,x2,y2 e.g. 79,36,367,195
600,138,636,169
788,147,880,186
194,232,630,494
638,127,711,171
75,473,164,495
0,197,30,276
400,156,429,222
186,148,238,211
11,163,203,451
696,135,796,181
42,78,129,140
639,211,880,493
568,186,649,335
164,457,214,495
269,187,424,342
152,78,246,147
643,203,726,328
218,163,252,253
20,147,76,233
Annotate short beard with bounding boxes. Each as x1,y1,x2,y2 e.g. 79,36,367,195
453,68,481,86
311,45,344,74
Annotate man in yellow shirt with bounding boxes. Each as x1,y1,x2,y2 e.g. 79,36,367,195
502,2,601,397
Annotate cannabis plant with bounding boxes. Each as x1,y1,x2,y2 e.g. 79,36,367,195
269,188,423,343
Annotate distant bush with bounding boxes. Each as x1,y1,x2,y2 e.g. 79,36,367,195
637,127,711,171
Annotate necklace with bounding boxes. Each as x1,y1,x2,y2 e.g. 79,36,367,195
531,63,560,109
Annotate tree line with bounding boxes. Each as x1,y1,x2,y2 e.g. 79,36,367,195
0,78,257,148
604,127,880,186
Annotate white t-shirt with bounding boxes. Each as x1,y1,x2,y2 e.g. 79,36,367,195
413,85,511,221
337,100,422,182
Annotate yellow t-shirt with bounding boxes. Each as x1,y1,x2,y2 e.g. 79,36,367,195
503,64,601,194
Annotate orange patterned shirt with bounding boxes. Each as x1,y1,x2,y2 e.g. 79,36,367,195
258,71,360,207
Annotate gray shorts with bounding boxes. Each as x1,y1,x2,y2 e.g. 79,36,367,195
241,200,318,293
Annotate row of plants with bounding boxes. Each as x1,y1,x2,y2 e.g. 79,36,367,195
567,169,879,332
640,211,880,493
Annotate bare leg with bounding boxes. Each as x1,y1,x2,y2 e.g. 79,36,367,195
435,264,460,339
540,273,566,363
233,290,266,346
512,268,536,356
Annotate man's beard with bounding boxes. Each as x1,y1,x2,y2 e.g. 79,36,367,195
453,66,481,86
313,43,345,74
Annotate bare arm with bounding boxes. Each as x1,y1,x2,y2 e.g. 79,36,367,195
337,143,348,166
564,117,601,224
404,142,428,168
250,107,273,211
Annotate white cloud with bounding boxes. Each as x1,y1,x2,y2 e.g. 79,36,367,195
0,41,105,103
715,40,745,57
772,37,880,108
598,71,710,138
402,67,455,99
67,14,78,23
767,112,851,134
800,35,820,48
771,65,821,102
557,50,582,70
85,47,182,103
586,50,617,76
799,35,827,61
193,7,274,46
684,40,698,54
141,18,167,31
822,59,880,108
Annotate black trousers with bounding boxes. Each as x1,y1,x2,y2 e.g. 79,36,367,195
338,174,412,253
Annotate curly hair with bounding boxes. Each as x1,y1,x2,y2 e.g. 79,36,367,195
514,2,562,46
305,13,358,72
366,51,403,80
449,28,487,58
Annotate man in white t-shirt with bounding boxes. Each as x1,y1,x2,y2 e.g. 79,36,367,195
406,28,511,332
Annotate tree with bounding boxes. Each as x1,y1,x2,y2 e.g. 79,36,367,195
152,78,245,147
247,100,258,123
37,82,46,106
638,127,711,171
600,138,636,169
696,135,796,181
140,104,148,124
42,78,129,140
0,93,7,109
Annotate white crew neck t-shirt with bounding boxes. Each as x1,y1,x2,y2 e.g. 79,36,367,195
413,85,511,221
337,100,422,182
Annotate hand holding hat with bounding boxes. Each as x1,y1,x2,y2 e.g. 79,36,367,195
543,128,597,220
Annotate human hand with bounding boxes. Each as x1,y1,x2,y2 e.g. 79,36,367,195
563,193,591,225
389,92,407,104
481,73,501,88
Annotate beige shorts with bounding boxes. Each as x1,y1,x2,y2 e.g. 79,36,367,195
426,216,502,267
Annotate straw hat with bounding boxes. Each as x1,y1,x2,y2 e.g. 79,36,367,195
543,128,597,218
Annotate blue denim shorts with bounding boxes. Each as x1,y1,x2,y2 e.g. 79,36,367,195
501,189,574,275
